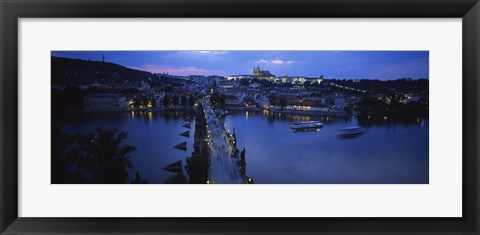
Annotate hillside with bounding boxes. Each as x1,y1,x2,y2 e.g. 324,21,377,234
51,56,155,86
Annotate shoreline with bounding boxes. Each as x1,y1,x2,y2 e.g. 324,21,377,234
268,109,349,117
222,106,350,117
63,107,427,120
65,107,195,113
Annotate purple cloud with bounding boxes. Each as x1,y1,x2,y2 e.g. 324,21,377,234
129,64,227,76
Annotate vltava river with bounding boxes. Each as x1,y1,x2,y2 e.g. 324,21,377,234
224,110,429,184
56,111,195,183
56,110,428,184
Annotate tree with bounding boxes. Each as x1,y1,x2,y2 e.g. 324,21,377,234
151,98,157,107
220,95,226,106
51,128,146,184
172,95,179,106
134,99,141,108
181,95,188,106
76,128,136,183
279,96,287,108
210,92,221,106
164,86,173,92
142,97,148,107
51,86,84,114
162,95,170,107
164,173,187,184
268,94,277,106
344,106,353,114
131,170,149,184
357,96,388,115
239,79,251,86
188,94,195,106
52,127,83,183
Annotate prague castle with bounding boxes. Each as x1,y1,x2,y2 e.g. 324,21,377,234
227,65,322,85
253,65,274,78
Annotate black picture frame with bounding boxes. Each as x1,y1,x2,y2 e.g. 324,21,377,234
1,0,479,234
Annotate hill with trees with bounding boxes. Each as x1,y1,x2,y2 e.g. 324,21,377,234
52,56,157,86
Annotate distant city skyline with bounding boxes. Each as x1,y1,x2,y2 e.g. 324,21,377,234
51,51,429,80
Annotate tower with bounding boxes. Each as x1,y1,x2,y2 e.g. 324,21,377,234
253,65,261,76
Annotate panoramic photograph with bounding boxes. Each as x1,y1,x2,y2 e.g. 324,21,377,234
51,51,429,184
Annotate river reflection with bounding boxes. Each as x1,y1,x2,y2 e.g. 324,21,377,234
56,110,428,184
56,111,195,184
225,110,429,184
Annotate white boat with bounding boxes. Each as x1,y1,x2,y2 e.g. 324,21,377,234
339,126,367,137
290,121,323,130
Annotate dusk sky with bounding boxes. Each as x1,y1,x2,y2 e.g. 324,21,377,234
51,51,429,80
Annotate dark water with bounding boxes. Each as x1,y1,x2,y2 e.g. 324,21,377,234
225,110,429,184
56,111,194,184
56,110,429,184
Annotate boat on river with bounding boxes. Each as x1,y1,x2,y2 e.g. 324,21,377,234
339,126,367,137
290,121,323,131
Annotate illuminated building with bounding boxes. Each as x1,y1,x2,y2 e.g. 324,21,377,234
227,75,255,81
253,65,274,77
253,65,276,81
83,93,126,111
224,95,241,105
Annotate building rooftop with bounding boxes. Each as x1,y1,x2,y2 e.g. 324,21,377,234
84,93,125,99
